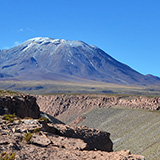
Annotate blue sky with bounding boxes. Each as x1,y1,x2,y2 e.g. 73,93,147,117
0,0,160,77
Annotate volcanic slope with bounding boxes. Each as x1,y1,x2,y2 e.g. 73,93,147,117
0,37,160,85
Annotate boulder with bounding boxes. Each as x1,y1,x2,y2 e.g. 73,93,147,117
31,133,51,147
41,121,113,152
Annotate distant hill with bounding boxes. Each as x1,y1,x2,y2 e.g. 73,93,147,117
0,37,160,86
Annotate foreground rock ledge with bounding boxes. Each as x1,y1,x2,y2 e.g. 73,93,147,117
0,116,145,160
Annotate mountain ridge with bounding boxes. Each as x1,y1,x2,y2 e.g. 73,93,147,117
0,37,159,86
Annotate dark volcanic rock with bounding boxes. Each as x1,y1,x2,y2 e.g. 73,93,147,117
0,95,40,118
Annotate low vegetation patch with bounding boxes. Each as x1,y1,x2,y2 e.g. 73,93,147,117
24,117,33,120
2,113,16,123
0,89,20,96
0,151,16,160
39,117,49,123
34,127,40,133
24,132,33,143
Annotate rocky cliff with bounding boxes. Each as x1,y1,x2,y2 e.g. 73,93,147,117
36,94,160,122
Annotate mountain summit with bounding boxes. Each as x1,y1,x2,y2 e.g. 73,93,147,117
0,37,159,85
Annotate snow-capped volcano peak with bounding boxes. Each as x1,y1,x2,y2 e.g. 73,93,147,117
28,37,50,42
26,37,62,44
0,37,160,86
26,37,88,47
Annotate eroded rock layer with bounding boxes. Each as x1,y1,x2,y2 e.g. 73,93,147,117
36,94,160,122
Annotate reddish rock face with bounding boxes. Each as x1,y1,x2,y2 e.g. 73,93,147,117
0,95,40,118
36,94,160,122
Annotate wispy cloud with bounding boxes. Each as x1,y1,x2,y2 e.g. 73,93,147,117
27,27,34,32
1,27,35,49
1,41,22,50
18,27,34,33
19,28,24,32
14,41,21,46
1,46,10,50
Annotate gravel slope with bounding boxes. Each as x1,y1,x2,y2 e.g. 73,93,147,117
78,108,160,160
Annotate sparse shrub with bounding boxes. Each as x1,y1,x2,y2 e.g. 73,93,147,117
9,118,14,123
24,117,33,120
19,137,23,142
0,89,20,96
0,152,6,158
34,127,40,133
2,113,16,123
3,113,16,119
0,151,16,160
8,152,16,160
39,117,49,123
8,113,16,118
17,117,22,123
24,132,33,143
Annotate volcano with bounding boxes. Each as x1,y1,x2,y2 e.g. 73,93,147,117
0,37,159,86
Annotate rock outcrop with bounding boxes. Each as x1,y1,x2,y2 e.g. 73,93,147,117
0,95,40,118
36,94,160,122
41,121,113,152
0,116,145,160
